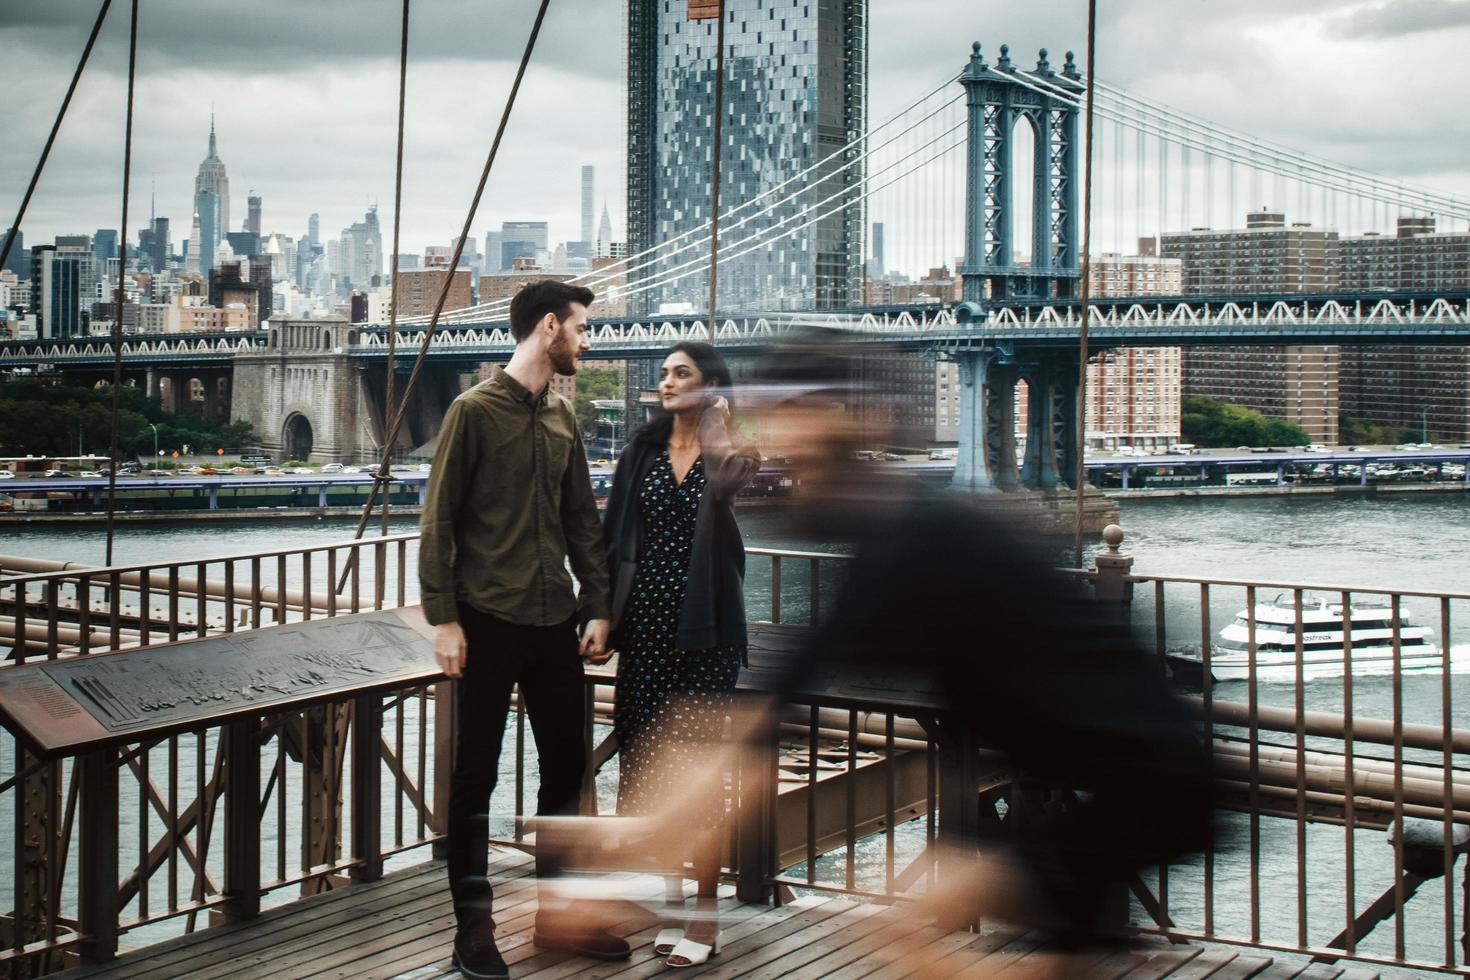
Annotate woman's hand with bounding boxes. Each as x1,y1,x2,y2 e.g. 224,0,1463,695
706,394,730,423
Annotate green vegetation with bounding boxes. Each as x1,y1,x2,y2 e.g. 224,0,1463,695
1339,415,1422,446
573,367,622,438
0,380,255,460
1181,395,1311,448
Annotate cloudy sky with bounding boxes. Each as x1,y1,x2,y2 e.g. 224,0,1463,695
3,0,1469,274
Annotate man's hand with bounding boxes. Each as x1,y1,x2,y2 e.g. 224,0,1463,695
434,621,467,678
580,619,612,665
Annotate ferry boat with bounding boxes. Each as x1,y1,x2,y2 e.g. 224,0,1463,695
1170,592,1439,681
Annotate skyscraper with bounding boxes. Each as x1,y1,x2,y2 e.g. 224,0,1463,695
339,206,384,287
597,205,614,258
626,0,867,313
193,115,230,276
92,229,118,263
2,228,26,280
484,230,504,273
307,213,320,248
246,192,262,235
580,165,595,244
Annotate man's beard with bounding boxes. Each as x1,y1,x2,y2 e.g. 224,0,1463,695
548,331,579,376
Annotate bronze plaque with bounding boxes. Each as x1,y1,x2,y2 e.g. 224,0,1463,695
0,607,439,757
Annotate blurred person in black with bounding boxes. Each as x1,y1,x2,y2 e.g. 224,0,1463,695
747,337,1215,956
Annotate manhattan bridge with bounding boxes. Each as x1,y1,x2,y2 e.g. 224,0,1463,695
5,41,1470,491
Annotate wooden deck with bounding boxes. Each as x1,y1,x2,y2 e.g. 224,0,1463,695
54,849,1380,980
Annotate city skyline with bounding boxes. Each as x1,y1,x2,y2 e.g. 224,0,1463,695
3,0,1469,273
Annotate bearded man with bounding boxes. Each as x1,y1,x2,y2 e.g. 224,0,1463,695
419,279,627,977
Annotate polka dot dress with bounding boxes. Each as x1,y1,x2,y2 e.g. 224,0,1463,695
614,449,743,825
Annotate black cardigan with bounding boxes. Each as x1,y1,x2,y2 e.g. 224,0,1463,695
602,412,761,651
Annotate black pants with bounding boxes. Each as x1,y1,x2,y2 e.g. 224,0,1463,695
446,605,587,930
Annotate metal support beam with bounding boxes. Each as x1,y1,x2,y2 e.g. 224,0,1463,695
77,748,119,963
221,718,260,922
350,695,384,883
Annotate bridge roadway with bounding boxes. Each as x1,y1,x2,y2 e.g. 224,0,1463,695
4,290,1470,369
8,449,1469,502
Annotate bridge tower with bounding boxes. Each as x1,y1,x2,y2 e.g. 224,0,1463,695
959,42,1082,304
951,42,1088,498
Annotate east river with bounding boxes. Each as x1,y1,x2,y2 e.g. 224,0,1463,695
3,493,1469,970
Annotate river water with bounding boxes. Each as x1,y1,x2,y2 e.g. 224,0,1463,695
3,493,1469,970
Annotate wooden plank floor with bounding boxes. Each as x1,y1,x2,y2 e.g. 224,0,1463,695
54,850,1378,979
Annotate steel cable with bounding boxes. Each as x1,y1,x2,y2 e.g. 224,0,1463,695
104,0,140,566
380,0,411,536
0,0,112,273
340,0,554,570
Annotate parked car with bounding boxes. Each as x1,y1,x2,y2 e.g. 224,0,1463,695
0,470,14,480
229,466,252,475
343,465,363,473
43,469,72,478
322,463,344,473
78,470,102,478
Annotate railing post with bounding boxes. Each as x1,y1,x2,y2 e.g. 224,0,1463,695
735,694,777,905
220,718,261,922
77,747,119,963
431,680,457,860
1092,523,1134,603
350,694,384,883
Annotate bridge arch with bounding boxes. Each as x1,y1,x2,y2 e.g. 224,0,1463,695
283,413,314,462
1010,112,1038,267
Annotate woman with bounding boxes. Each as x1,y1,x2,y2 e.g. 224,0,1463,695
602,341,760,968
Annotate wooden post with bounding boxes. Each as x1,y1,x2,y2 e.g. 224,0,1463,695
351,694,384,882
77,748,119,963
220,718,261,922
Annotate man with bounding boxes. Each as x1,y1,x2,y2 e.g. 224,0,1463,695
419,280,629,978
749,339,1214,961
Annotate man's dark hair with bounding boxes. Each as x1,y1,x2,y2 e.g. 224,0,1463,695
509,280,595,342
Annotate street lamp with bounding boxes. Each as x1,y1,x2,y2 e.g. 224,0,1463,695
148,423,159,469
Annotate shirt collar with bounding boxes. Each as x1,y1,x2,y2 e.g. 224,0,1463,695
493,365,546,405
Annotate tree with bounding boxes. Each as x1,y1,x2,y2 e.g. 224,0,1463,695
0,380,255,459
573,367,622,438
1181,395,1310,448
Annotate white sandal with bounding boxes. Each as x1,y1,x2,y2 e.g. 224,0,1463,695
654,928,685,957
666,931,722,968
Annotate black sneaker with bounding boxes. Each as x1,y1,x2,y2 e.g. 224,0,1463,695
452,921,509,979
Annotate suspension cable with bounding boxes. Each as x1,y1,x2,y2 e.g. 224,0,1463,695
706,0,726,342
388,85,963,325
1073,0,1097,569
104,0,139,566
380,0,411,536
0,0,112,273
340,0,554,569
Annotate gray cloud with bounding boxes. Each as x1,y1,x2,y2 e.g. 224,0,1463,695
2,0,1468,267
1326,0,1470,38
0,1,619,76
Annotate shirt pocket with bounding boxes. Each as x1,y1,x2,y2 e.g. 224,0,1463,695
541,413,575,490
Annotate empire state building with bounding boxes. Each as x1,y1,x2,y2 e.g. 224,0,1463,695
193,115,230,275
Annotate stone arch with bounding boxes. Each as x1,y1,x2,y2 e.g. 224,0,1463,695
283,412,314,462
186,377,206,408
347,329,359,346
322,329,332,350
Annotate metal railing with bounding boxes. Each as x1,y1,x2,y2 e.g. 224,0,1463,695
4,531,1468,977
0,535,449,975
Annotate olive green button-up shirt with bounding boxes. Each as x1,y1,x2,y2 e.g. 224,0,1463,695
418,367,611,628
